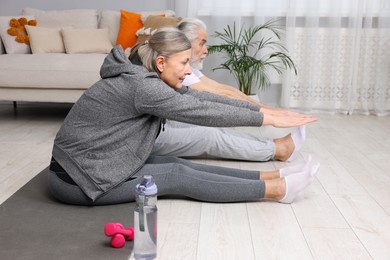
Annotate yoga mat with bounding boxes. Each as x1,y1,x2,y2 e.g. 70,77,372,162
0,167,136,260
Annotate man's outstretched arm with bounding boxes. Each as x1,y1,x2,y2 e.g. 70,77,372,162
189,75,310,118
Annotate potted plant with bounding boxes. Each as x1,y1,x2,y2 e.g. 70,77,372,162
207,18,297,96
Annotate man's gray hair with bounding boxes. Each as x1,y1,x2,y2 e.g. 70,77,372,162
177,18,207,44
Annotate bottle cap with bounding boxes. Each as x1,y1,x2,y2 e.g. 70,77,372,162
136,175,158,196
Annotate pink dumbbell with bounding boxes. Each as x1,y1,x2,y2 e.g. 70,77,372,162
104,222,134,248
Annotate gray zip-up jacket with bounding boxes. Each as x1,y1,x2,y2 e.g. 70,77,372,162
52,46,264,201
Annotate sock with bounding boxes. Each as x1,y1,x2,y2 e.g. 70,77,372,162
287,125,306,162
279,154,312,177
310,162,320,177
279,162,319,204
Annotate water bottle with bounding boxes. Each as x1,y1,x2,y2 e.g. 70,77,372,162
134,175,158,260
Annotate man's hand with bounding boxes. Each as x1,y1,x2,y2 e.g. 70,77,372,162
262,114,317,128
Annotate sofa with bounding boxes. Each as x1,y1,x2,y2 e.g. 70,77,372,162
0,8,177,104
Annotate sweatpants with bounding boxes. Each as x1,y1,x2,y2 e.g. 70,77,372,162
152,121,275,161
48,156,265,206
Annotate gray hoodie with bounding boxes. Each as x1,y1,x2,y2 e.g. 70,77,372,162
52,46,264,201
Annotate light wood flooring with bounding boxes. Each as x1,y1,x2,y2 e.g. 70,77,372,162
1,102,390,260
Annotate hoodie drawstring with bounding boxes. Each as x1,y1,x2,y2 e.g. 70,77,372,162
161,118,166,132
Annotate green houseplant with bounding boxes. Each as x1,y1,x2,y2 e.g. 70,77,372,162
207,19,297,95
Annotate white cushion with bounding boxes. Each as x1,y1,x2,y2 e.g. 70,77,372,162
0,53,105,89
99,10,120,46
25,25,66,53
62,28,113,54
0,15,34,54
0,33,5,54
139,10,176,23
22,7,98,29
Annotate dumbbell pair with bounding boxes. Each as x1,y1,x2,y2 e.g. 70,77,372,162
104,222,134,248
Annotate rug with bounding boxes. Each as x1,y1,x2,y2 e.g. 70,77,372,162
0,167,136,260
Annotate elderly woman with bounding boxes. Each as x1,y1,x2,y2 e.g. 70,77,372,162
48,27,318,206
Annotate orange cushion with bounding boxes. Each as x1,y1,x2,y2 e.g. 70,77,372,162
116,10,143,49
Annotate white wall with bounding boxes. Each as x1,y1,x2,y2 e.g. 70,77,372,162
0,0,175,15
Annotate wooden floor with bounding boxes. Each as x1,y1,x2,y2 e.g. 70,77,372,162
1,102,389,260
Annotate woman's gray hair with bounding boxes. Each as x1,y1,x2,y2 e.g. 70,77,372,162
176,18,207,44
129,27,191,72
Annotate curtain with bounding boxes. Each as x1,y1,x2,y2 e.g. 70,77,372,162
179,0,390,116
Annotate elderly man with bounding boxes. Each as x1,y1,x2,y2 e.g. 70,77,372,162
150,18,306,162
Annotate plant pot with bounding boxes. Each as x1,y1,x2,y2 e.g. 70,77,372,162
248,94,260,102
257,85,282,107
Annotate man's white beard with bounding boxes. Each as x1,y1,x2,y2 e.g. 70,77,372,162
191,59,204,70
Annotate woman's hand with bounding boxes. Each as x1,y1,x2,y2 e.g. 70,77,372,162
262,113,317,128
260,107,312,118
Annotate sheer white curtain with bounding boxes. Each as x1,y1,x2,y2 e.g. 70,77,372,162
179,0,390,115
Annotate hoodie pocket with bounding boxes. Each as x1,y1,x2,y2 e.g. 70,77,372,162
81,145,142,191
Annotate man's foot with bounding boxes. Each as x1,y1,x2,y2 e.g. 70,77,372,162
274,134,294,161
287,126,306,161
274,126,306,162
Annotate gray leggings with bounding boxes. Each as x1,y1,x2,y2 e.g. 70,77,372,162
48,156,266,206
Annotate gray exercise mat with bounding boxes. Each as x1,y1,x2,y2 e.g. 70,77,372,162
0,167,136,260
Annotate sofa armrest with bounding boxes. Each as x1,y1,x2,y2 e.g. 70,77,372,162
0,36,5,54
